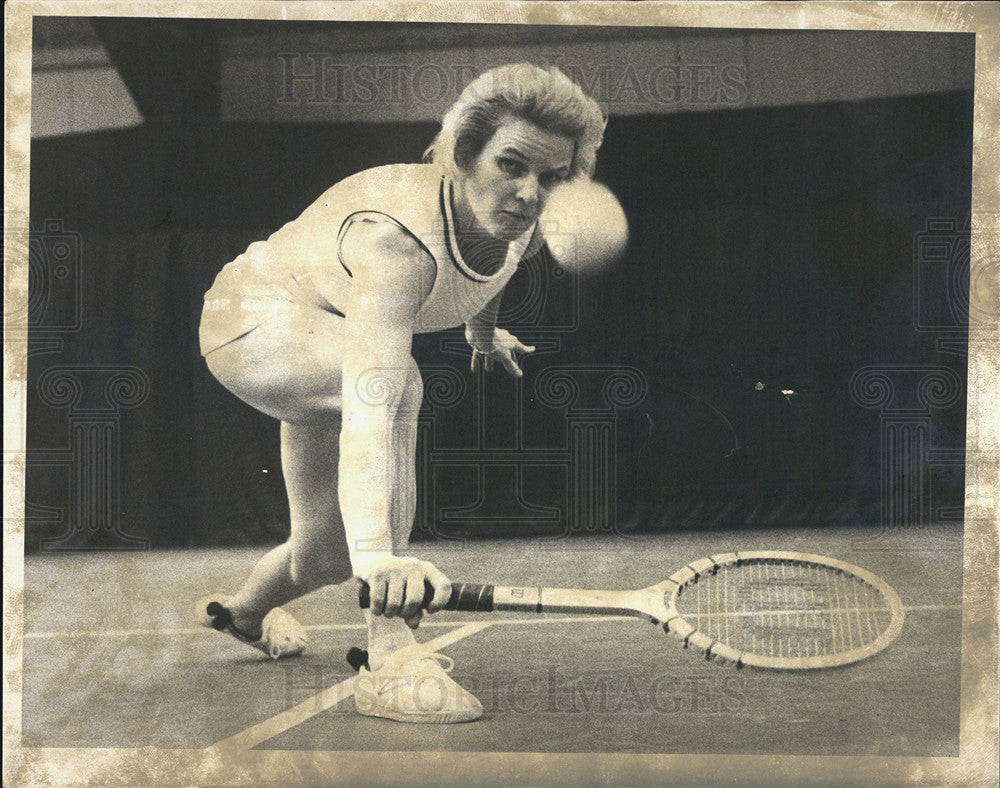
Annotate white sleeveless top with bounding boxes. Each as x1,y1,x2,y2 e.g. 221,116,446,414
200,163,536,355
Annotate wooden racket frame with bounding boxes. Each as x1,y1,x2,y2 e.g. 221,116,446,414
653,550,906,670
359,550,905,671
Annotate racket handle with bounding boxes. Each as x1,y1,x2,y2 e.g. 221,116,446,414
358,580,495,612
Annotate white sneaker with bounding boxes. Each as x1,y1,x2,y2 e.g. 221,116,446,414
349,645,483,723
195,595,309,659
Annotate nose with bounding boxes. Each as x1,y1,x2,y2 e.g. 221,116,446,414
515,174,539,209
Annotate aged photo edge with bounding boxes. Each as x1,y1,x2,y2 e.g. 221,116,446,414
4,1,998,785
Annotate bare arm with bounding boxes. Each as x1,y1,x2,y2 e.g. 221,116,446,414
337,219,450,619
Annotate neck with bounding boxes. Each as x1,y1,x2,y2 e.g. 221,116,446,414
452,182,509,277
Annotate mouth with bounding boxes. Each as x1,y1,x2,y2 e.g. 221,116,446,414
501,210,533,223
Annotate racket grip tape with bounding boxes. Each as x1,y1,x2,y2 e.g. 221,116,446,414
358,579,495,612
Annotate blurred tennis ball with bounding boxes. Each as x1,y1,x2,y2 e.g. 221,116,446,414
540,179,628,275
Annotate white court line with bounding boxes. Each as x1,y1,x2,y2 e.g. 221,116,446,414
209,621,492,751
21,605,961,641
24,603,962,751
22,615,637,640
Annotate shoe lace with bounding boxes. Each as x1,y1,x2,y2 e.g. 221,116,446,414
410,652,455,674
377,652,457,699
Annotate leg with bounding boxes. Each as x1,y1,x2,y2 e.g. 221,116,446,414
353,374,485,723
203,305,431,662
203,305,352,633
225,417,349,633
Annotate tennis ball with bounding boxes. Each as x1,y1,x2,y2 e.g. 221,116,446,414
540,179,629,275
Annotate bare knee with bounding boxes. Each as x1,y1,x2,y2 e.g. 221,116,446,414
289,536,351,587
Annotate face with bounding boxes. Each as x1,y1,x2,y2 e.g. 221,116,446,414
455,116,576,242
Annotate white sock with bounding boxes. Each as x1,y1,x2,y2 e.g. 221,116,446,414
365,611,417,669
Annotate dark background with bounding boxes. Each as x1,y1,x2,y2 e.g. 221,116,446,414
25,20,973,550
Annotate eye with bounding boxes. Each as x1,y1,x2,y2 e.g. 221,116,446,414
496,157,527,177
540,171,569,189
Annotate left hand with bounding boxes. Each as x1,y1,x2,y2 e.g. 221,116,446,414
466,326,536,378
353,553,452,629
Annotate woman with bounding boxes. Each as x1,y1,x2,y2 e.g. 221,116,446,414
197,63,606,723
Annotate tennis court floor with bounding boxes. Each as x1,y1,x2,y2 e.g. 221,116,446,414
20,524,963,757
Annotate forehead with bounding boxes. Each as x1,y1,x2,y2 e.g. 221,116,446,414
483,116,575,169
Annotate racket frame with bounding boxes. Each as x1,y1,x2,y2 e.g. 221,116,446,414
359,550,905,671
467,551,905,670
658,550,905,669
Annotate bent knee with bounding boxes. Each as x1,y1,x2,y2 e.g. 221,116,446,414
289,541,351,586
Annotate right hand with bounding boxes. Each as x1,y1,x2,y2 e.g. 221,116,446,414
466,326,536,378
353,554,451,629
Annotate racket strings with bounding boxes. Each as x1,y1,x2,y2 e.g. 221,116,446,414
672,560,894,658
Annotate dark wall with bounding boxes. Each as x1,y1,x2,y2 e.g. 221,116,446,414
26,91,972,550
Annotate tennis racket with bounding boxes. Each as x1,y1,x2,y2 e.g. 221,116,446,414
359,550,905,670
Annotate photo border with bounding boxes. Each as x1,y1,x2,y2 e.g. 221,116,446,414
5,2,997,785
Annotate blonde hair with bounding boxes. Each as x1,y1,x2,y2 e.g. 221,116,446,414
424,63,606,180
